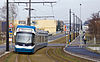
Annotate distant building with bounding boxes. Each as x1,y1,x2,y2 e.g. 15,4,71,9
0,21,6,32
83,21,89,32
14,20,27,28
32,20,57,34
14,20,64,34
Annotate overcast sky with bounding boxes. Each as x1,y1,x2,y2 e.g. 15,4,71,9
1,0,100,23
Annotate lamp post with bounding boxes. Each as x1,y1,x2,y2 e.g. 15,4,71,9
75,15,78,37
80,4,82,30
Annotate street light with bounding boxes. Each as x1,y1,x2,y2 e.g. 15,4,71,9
75,15,77,37
73,13,75,39
80,4,82,30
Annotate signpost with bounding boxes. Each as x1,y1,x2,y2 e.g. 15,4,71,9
9,23,13,48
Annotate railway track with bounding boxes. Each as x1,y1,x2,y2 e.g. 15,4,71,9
14,53,32,62
27,54,31,62
15,54,19,62
46,47,71,62
45,47,92,62
0,47,93,62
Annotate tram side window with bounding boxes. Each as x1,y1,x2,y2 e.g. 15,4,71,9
35,35,39,44
44,36,46,42
41,36,43,43
32,34,35,45
40,36,42,43
37,35,40,44
39,36,41,43
45,36,48,42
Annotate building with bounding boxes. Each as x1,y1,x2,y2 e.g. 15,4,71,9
32,20,57,34
83,21,89,32
0,21,6,32
14,20,27,28
14,20,64,34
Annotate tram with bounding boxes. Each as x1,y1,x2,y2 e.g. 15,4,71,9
14,25,48,53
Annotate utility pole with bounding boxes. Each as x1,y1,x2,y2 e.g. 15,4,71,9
28,0,31,26
73,13,75,40
75,15,77,37
69,9,71,43
6,0,9,51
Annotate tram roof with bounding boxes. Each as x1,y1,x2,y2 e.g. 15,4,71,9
17,25,36,29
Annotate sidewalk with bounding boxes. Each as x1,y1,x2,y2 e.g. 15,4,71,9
64,35,100,62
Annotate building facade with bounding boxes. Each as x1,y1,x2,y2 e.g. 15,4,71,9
32,20,57,34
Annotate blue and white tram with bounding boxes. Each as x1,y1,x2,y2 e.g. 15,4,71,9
15,25,48,53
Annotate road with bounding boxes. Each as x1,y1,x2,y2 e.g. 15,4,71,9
48,33,66,46
65,35,100,61
48,33,65,42
0,45,5,52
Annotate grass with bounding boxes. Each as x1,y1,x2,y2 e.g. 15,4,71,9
49,36,66,44
5,53,14,62
52,32,64,36
88,44,100,47
49,33,77,44
47,47,92,62
86,47,100,54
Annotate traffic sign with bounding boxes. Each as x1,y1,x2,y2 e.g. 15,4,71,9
9,38,12,42
9,23,13,28
9,31,12,33
9,31,13,35
9,34,13,37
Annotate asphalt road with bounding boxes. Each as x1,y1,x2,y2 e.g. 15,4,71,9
65,46,100,59
48,33,65,42
48,33,66,46
0,45,5,51
65,34,100,61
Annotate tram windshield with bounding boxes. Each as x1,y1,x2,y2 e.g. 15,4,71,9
16,32,32,43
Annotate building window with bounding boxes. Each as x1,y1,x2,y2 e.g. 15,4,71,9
19,21,26,24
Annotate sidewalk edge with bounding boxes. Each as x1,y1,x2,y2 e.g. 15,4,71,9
63,48,100,62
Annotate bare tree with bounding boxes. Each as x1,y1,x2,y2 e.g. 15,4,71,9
88,13,100,44
9,3,18,21
0,3,18,21
0,5,6,21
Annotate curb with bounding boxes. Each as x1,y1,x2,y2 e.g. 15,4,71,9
0,48,14,58
63,48,100,62
0,51,10,58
